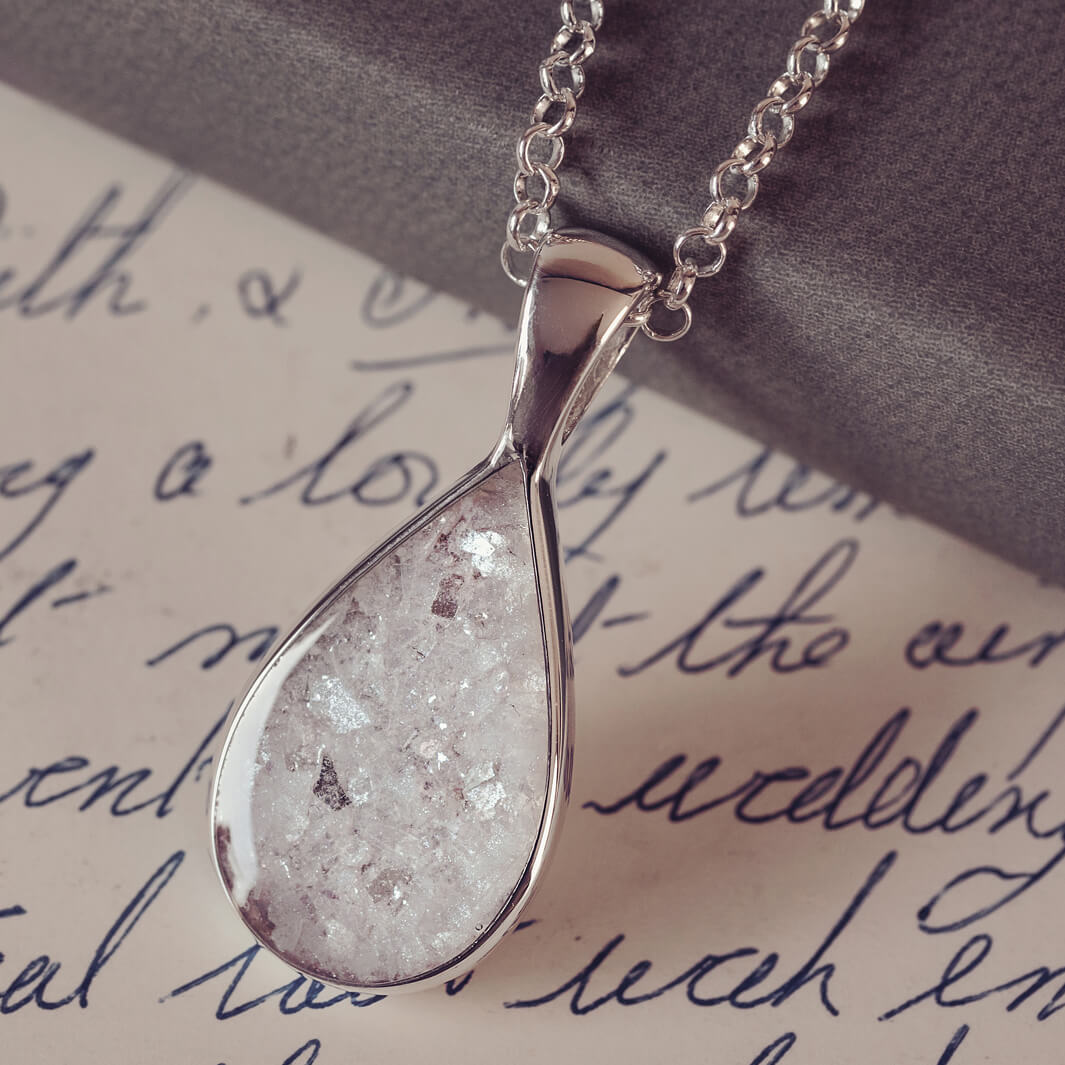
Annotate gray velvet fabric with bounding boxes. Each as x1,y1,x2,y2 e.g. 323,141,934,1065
3,0,1065,577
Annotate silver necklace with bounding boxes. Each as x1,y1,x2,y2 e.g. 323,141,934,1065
209,0,863,995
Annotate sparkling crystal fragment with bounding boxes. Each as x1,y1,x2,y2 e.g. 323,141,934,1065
213,461,550,988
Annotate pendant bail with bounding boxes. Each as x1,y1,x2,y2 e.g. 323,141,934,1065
501,229,657,478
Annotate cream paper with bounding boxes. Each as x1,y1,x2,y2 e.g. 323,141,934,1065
2,85,1063,1064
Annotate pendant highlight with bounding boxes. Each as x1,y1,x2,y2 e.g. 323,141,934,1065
211,230,656,992
214,462,548,988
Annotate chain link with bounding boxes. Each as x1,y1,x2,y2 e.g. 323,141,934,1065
503,0,864,337
501,1,604,285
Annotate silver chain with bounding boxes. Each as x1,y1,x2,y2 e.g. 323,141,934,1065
503,0,865,342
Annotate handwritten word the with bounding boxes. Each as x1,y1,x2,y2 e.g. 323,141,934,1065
619,538,856,678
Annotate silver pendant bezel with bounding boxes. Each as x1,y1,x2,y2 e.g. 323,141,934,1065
209,230,656,994
209,444,573,994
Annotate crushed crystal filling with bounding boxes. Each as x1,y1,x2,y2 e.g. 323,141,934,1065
214,461,550,987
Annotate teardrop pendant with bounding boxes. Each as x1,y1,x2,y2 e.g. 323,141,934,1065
210,231,656,992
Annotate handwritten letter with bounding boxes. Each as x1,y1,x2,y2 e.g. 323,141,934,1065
2,86,1062,1064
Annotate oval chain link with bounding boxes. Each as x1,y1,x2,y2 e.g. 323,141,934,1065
501,0,604,285
503,0,864,339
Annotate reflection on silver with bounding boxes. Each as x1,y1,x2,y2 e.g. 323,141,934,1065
210,230,656,993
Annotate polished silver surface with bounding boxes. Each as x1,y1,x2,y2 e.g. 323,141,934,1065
502,0,866,339
500,4,603,286
210,230,655,994
499,228,656,472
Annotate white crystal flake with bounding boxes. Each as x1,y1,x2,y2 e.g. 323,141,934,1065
214,462,550,987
